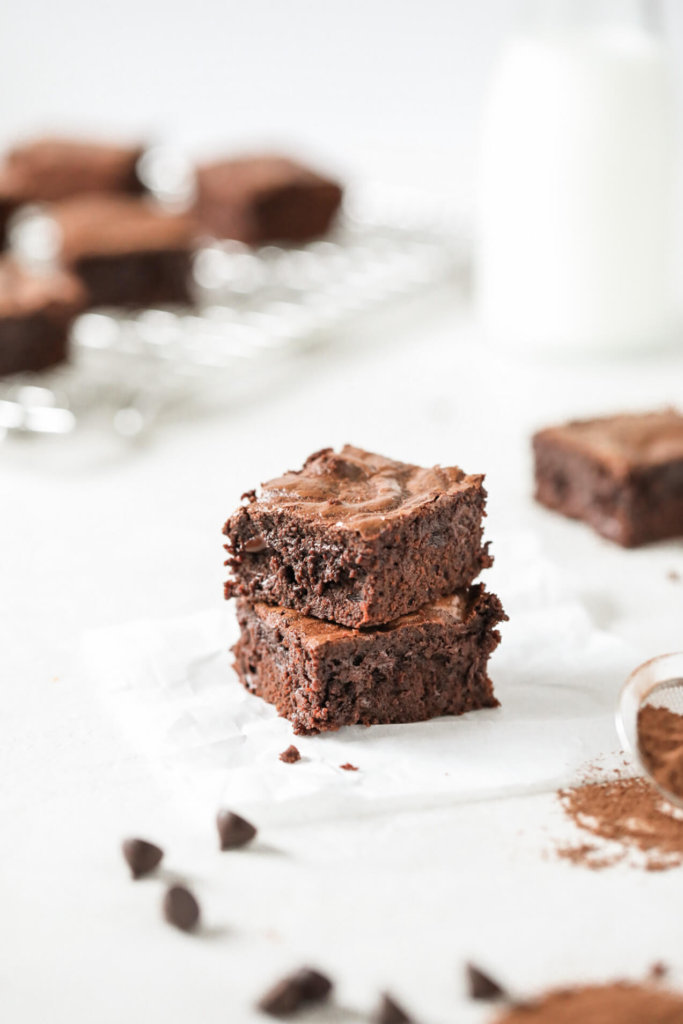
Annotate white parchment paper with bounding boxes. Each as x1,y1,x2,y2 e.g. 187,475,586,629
81,532,636,826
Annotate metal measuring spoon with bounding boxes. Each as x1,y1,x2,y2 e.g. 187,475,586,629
616,652,683,809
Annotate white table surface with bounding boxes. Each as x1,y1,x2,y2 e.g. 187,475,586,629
2,285,683,1024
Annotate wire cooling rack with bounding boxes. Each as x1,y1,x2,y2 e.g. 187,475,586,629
0,190,470,441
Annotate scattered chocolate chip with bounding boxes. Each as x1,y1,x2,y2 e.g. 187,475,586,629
163,885,200,932
244,535,267,553
279,745,301,764
241,489,257,503
466,963,507,1001
340,762,358,771
374,992,413,1024
216,810,257,851
293,967,333,1001
121,837,163,879
257,967,332,1017
650,961,669,980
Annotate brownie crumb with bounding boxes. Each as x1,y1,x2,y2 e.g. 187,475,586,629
374,992,413,1024
216,809,257,850
650,962,669,980
162,885,200,932
491,981,683,1022
257,967,332,1017
340,762,359,771
121,837,163,879
466,963,508,1001
279,745,301,764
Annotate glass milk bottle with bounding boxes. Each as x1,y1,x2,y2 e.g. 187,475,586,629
477,0,677,355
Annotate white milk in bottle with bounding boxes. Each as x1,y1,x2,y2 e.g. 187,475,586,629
477,0,677,355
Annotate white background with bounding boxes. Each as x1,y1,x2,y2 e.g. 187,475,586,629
2,3,683,1023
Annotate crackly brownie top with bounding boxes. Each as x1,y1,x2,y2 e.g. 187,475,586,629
249,445,483,538
46,195,197,260
0,257,86,320
197,154,341,199
534,410,683,471
242,586,495,646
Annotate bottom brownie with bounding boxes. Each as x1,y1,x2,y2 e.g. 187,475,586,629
232,585,506,735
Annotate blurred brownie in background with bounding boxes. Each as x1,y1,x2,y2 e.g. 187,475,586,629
533,409,683,546
1,137,145,202
195,155,343,244
0,137,147,250
0,257,86,376
46,195,197,308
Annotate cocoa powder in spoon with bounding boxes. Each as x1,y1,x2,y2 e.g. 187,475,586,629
638,705,683,800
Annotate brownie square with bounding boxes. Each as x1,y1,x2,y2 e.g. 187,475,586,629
0,258,86,376
2,137,145,202
533,410,683,546
46,195,197,308
233,585,505,734
195,155,343,244
224,446,492,628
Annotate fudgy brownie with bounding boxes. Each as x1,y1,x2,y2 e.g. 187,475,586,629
233,585,505,734
0,258,86,376
224,446,492,628
195,155,343,244
2,137,145,202
533,409,683,546
46,195,197,308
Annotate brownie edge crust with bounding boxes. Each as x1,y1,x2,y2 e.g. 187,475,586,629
224,445,492,628
232,586,506,735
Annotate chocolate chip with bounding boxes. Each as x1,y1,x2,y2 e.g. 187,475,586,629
340,762,358,771
163,885,200,932
216,810,257,851
257,967,332,1017
279,745,301,764
466,963,507,1001
257,976,305,1017
374,992,413,1024
244,536,267,553
121,838,163,879
293,967,332,1001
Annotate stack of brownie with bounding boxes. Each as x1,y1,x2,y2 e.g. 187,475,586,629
223,445,506,735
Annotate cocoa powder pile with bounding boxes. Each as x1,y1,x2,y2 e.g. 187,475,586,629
557,775,683,871
491,982,683,1023
638,705,683,799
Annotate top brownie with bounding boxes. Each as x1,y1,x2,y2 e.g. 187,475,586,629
224,445,491,628
533,409,683,546
195,155,343,244
1,137,145,203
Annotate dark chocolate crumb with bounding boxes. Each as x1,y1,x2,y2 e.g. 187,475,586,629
216,809,258,850
121,838,163,879
650,961,669,980
279,745,301,764
163,885,200,932
257,966,332,1017
244,535,267,553
340,762,359,771
241,489,257,503
374,992,413,1024
466,963,507,1001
